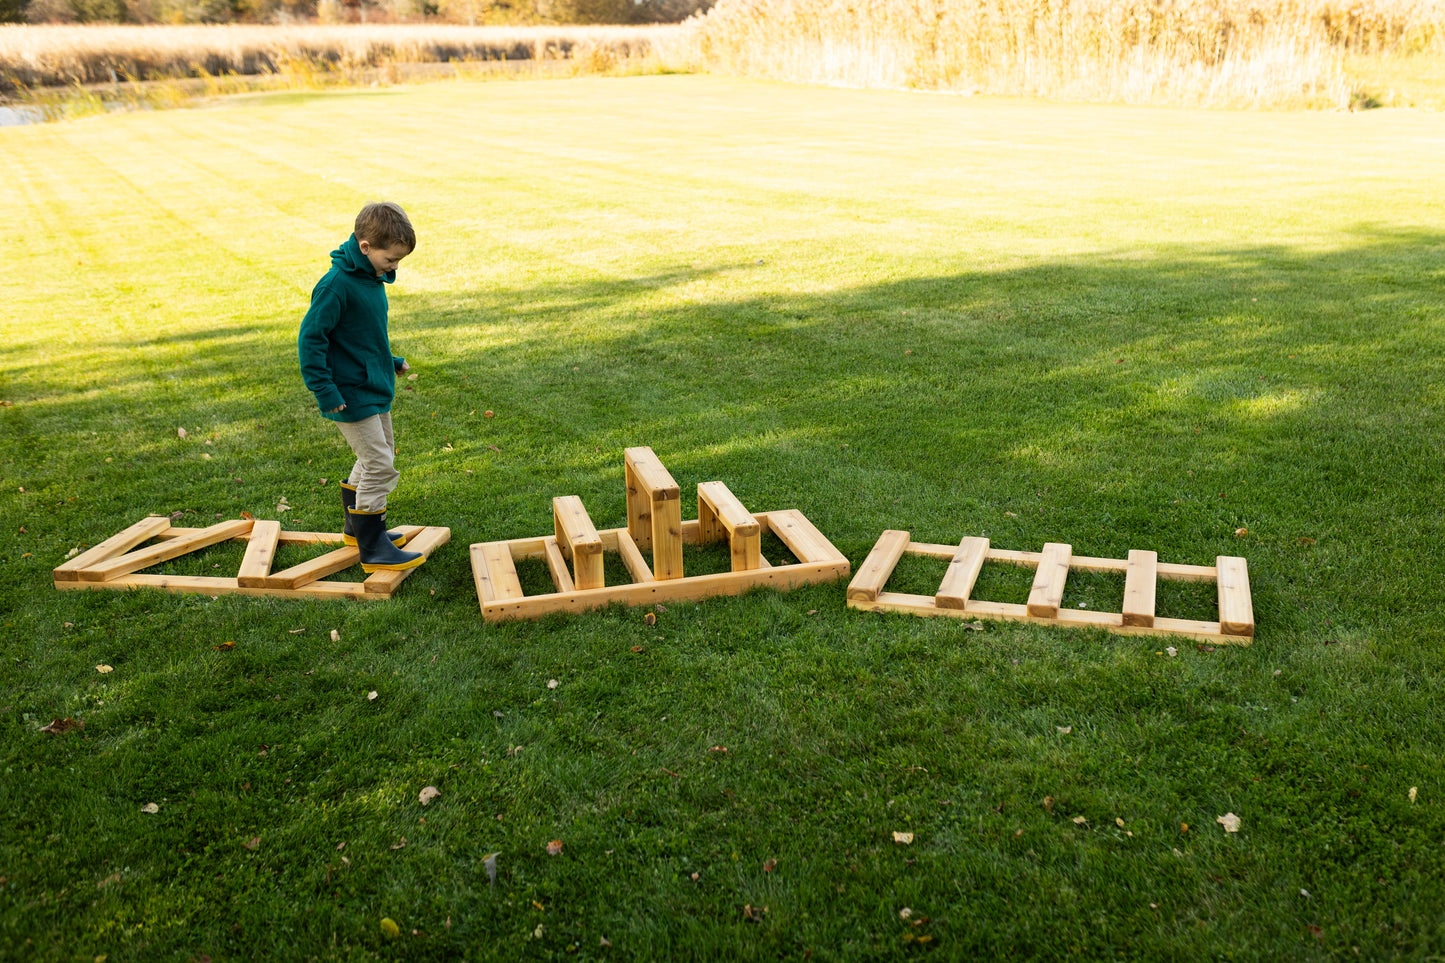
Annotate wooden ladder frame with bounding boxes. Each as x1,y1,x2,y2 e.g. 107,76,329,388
847,531,1253,644
53,516,450,600
471,446,850,621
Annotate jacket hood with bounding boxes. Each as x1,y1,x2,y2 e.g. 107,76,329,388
331,233,395,284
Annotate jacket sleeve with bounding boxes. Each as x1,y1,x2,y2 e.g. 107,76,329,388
298,280,348,413
392,355,406,372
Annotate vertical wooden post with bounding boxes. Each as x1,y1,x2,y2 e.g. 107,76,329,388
623,447,683,581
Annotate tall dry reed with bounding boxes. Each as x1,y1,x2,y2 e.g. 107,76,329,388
668,0,1445,108
0,22,678,90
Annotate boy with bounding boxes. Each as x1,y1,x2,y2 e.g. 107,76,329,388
298,201,423,572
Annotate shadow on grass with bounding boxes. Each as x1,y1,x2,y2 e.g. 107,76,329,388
3,229,1443,634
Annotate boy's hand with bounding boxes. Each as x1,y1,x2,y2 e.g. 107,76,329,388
399,361,411,373
327,404,347,413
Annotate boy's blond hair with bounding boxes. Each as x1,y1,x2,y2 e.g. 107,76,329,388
354,202,416,252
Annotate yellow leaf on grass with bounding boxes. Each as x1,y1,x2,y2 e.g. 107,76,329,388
546,839,563,856
1217,813,1241,833
892,832,914,845
96,664,113,674
419,786,440,806
141,803,159,814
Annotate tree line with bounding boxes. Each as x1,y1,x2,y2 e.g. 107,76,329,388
6,0,712,25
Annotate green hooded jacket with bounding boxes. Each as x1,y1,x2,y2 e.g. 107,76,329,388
298,234,407,423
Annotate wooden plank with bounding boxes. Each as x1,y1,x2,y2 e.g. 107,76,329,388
624,458,651,551
1216,555,1254,638
161,527,345,545
481,557,849,622
624,446,680,500
758,509,845,565
696,487,725,546
614,529,655,583
542,536,576,594
262,544,359,590
236,520,282,588
363,526,452,595
1026,542,1072,618
1122,549,1158,627
846,529,910,602
77,519,254,583
936,536,989,610
652,496,684,581
54,516,171,582
472,541,524,604
57,572,373,600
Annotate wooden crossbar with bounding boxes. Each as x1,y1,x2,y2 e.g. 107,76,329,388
55,516,448,601
846,531,1254,644
472,449,848,622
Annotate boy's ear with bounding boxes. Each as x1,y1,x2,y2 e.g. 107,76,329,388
357,239,372,254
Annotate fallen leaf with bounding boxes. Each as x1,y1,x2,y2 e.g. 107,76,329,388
240,510,254,520
644,612,657,626
533,924,544,939
1197,645,1215,653
390,837,407,850
97,872,121,888
177,427,188,439
367,691,378,701
407,373,419,380
1073,816,1087,825
488,444,501,452
419,786,441,806
600,937,611,947
483,852,499,886
96,664,113,674
380,918,400,938
899,907,913,919
1166,646,1178,657
276,503,291,513
892,832,914,845
212,641,235,651
1295,536,1316,546
1042,796,1054,813
1409,786,1418,803
1116,818,1126,828
708,746,728,753
630,645,644,653
1180,822,1190,833
961,620,984,630
484,410,494,418
1217,812,1241,833
742,904,767,923
546,839,563,856
763,858,777,872
40,717,83,734
1234,527,1249,537
288,628,305,634
330,629,340,642
547,679,559,690
243,836,260,850
141,803,159,814
1056,726,1072,735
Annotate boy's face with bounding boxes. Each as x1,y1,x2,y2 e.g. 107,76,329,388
358,239,412,277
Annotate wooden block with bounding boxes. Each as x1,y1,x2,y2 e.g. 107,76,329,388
696,488,726,546
53,515,172,581
936,536,989,610
236,520,282,588
697,481,760,571
1026,542,1072,618
651,496,684,581
553,495,603,590
363,526,451,595
472,541,524,605
847,529,911,602
542,536,576,594
77,519,254,583
1122,549,1157,627
1216,555,1254,637
624,446,679,552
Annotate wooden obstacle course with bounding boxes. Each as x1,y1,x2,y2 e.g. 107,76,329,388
471,447,849,621
848,532,1253,644
54,516,449,600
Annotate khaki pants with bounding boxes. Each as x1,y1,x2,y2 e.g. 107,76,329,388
336,413,399,513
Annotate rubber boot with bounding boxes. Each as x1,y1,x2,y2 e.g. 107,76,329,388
349,508,425,573
340,482,406,547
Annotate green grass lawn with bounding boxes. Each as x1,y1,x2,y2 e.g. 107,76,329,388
3,75,1444,960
